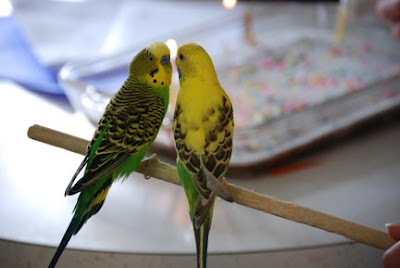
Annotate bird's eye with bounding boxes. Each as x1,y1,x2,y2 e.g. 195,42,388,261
179,54,184,60
149,56,154,61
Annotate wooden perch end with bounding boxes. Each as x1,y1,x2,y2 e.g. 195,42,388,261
27,124,396,251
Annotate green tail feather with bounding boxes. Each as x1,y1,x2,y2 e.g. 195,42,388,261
49,177,112,267
194,219,211,268
178,159,214,268
48,217,80,268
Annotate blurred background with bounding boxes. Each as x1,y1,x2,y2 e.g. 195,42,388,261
1,0,400,267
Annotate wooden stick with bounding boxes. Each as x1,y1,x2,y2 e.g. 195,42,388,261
27,125,88,156
27,124,396,251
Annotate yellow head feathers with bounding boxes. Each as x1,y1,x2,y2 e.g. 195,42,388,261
148,41,171,63
176,42,218,83
129,41,172,88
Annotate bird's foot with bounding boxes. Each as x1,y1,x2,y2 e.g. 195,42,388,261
202,167,233,202
193,196,214,229
141,153,157,180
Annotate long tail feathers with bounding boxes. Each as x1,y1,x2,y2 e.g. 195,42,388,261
194,221,211,268
48,217,80,268
192,191,215,268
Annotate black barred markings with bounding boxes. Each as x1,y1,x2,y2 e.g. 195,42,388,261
173,95,234,192
81,83,166,187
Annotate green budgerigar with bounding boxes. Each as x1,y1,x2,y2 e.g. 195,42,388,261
48,42,172,268
173,43,234,268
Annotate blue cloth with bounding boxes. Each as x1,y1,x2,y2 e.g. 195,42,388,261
0,16,64,95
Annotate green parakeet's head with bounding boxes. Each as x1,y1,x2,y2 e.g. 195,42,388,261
129,41,172,89
176,42,218,83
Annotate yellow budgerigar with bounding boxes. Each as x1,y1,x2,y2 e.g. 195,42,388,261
173,42,234,268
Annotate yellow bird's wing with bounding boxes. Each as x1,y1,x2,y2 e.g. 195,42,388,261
174,94,234,200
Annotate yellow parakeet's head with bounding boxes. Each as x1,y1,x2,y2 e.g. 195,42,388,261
129,41,172,88
176,42,218,84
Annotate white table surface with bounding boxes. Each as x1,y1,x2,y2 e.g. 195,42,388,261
1,81,399,267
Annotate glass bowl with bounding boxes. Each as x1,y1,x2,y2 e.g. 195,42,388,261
59,3,400,168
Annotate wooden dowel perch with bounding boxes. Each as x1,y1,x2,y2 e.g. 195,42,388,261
28,124,396,251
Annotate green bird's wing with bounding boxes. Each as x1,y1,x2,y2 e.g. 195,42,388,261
66,97,166,195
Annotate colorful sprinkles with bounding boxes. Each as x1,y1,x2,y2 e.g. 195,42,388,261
218,38,400,130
